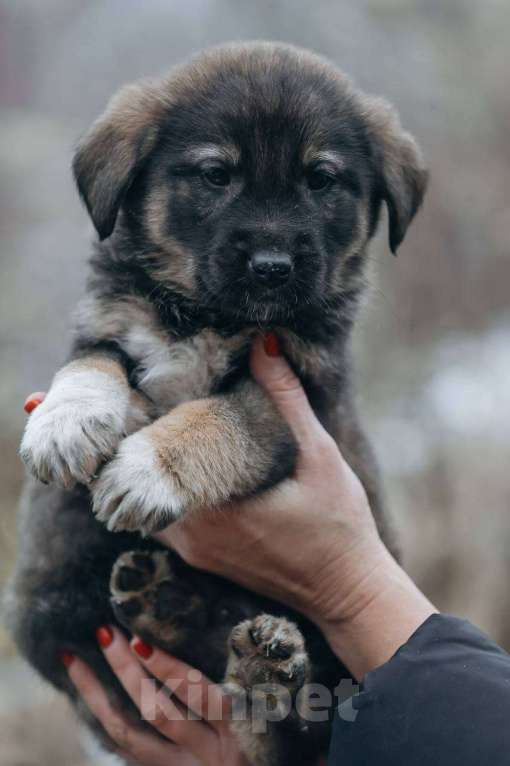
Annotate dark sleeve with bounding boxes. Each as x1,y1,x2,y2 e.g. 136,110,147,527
328,613,510,766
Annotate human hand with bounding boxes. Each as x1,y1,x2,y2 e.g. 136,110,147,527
157,333,384,631
156,334,436,678
64,627,249,766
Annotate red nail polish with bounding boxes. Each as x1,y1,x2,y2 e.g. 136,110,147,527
24,395,43,414
96,625,114,649
132,638,153,660
61,651,75,668
263,331,280,357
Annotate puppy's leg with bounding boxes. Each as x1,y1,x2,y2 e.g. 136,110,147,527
93,380,296,534
225,615,313,766
109,550,208,648
20,354,150,488
109,548,260,683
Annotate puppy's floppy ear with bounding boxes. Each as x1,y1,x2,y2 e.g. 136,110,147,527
363,97,428,253
73,80,167,240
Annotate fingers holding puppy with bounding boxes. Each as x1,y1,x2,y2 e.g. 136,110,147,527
65,652,196,766
65,627,232,766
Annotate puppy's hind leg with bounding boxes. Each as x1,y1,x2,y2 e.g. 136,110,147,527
224,615,317,766
109,549,207,649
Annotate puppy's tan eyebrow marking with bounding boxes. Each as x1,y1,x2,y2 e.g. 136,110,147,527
303,148,346,169
184,144,241,165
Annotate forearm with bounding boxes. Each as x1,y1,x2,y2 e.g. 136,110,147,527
313,541,437,680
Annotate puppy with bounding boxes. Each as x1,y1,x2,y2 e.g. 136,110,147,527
7,42,427,766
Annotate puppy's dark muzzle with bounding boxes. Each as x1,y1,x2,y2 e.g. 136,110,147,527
249,251,293,287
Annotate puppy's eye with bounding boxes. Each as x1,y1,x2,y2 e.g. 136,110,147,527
307,169,334,192
203,167,231,188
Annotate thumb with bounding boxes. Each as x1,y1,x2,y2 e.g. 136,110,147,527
250,333,324,447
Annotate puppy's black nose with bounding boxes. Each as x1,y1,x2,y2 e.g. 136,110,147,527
249,251,292,287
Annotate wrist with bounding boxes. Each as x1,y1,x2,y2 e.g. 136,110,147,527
310,542,437,680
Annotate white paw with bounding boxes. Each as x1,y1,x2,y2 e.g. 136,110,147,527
20,368,131,489
92,430,186,534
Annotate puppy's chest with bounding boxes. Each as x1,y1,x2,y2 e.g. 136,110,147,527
119,323,328,415
123,325,254,413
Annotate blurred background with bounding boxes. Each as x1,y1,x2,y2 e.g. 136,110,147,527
1,0,509,763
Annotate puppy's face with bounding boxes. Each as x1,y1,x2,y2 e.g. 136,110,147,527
142,71,370,324
74,43,427,326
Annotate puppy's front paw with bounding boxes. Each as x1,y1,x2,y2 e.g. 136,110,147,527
92,431,186,534
20,367,133,489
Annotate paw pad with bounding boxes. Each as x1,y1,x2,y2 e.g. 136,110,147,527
109,550,205,646
228,615,310,691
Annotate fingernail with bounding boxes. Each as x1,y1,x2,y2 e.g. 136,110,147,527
263,331,280,357
131,637,153,660
61,651,75,668
96,625,114,649
24,395,43,414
